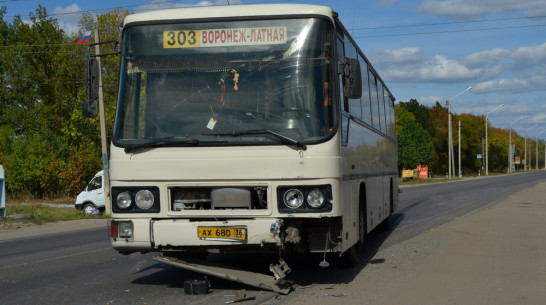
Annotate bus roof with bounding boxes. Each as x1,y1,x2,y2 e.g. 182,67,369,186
123,4,335,26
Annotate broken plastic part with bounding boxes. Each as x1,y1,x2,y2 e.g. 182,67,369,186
269,258,291,280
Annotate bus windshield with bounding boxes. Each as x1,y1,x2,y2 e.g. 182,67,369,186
113,18,336,148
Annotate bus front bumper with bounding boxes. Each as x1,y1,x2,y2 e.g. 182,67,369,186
110,218,283,253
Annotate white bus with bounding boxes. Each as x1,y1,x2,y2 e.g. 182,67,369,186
109,3,398,290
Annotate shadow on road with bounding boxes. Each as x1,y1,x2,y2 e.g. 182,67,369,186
129,215,405,292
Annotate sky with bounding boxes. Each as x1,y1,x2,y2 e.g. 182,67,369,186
3,0,546,139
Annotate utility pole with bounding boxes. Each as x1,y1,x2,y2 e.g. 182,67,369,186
447,86,471,180
458,119,461,178
94,29,111,214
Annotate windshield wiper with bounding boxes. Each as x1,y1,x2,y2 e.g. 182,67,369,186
203,129,307,151
123,137,202,153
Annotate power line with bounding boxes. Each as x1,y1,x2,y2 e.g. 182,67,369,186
351,15,546,31
2,0,544,44
3,0,296,20
0,0,32,3
354,23,546,38
0,43,85,49
3,0,190,20
1,22,544,53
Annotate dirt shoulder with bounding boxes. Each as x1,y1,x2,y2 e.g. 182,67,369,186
286,181,546,305
0,218,107,241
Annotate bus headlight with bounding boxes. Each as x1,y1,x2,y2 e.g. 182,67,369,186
277,185,332,213
307,189,325,208
135,190,154,209
283,189,304,209
111,187,160,213
117,192,132,209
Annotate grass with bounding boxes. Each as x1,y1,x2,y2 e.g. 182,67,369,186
399,177,449,185
0,200,109,230
399,173,489,185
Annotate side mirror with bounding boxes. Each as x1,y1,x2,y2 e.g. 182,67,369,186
82,101,98,118
340,57,362,99
87,58,99,100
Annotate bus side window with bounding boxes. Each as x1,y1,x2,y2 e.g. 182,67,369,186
387,94,395,137
378,82,386,132
359,56,372,125
369,69,380,130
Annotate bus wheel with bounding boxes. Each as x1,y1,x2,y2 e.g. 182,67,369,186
340,205,365,268
379,180,395,231
339,243,361,268
358,206,366,244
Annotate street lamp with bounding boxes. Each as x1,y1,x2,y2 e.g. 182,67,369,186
447,86,472,180
523,124,537,171
536,130,546,170
508,116,526,173
450,110,463,179
485,104,504,176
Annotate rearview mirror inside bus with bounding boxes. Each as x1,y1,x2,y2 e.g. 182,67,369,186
341,57,362,99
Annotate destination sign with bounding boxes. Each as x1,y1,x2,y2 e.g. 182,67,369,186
163,27,287,49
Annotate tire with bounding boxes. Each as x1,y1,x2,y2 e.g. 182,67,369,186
83,203,96,216
339,242,362,268
340,190,366,268
379,179,395,231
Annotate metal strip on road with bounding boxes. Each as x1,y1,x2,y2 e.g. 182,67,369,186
154,255,293,294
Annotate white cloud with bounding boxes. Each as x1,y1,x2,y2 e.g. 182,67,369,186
474,75,546,93
512,42,546,67
53,3,81,15
416,0,546,18
416,95,446,106
416,0,485,19
55,0,245,34
375,0,398,7
475,78,528,92
135,0,243,11
469,42,546,93
196,0,243,6
53,4,83,35
370,47,424,64
463,48,510,68
418,55,481,80
373,41,546,95
373,49,481,83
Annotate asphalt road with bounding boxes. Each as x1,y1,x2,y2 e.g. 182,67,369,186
1,171,544,305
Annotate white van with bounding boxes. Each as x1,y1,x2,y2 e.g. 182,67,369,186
75,170,105,215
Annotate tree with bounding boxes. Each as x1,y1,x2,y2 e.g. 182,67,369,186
0,6,102,198
395,106,435,171
399,99,435,137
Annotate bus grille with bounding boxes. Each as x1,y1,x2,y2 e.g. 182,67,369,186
170,186,268,211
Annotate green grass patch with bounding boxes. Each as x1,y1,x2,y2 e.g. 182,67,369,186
1,202,109,230
399,177,450,185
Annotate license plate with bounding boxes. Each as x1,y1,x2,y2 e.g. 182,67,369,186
197,226,247,241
